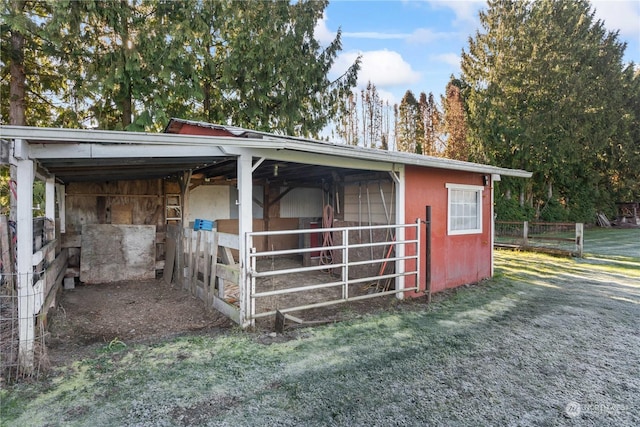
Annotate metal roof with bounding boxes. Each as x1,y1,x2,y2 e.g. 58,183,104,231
165,118,532,178
1,124,532,183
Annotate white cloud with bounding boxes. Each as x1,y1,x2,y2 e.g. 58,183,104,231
333,50,422,89
342,27,453,44
375,88,398,105
426,0,485,27
314,13,336,45
591,0,640,37
343,31,408,40
431,53,461,68
407,28,445,44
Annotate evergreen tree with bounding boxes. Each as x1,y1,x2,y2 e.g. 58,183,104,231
361,81,383,149
462,0,630,221
395,90,419,153
442,79,468,161
5,0,359,136
335,90,359,145
1,0,61,126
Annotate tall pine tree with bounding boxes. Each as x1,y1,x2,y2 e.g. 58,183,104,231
462,0,629,220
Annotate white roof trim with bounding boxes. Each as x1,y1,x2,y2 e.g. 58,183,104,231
0,125,532,178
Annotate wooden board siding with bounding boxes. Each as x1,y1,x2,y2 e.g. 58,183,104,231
216,218,299,253
80,224,156,283
404,166,492,294
63,179,167,277
65,180,165,232
343,181,395,224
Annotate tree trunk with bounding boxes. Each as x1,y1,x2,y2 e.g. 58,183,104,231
122,82,132,128
121,2,132,128
203,79,211,120
9,0,27,126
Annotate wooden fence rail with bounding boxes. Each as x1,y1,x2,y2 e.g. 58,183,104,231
495,221,584,257
167,228,241,323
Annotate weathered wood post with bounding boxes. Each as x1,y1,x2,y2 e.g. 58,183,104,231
523,221,529,247
575,223,584,257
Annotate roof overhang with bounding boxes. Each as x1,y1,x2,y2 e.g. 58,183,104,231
1,125,532,184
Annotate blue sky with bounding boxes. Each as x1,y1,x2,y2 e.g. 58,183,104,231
318,0,640,105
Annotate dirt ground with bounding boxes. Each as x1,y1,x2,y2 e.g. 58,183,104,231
45,271,404,366
46,279,233,366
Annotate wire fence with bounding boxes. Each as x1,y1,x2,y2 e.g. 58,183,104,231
1,215,53,384
1,274,49,384
495,221,583,256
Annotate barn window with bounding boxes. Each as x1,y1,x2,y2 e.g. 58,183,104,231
446,183,484,235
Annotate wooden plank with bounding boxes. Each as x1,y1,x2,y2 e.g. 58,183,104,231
210,231,219,303
220,246,235,265
164,236,176,284
216,263,240,284
191,230,202,294
203,231,211,309
45,249,68,295
213,296,241,324
61,233,81,248
218,232,240,250
32,239,57,267
0,215,13,286
111,204,133,224
185,228,192,290
34,250,68,313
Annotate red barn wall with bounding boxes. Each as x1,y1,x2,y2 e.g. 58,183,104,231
404,165,492,295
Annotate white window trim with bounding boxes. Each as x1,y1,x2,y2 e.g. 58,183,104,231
446,183,484,235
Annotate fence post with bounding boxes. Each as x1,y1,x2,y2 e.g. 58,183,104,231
575,223,584,257
523,221,529,247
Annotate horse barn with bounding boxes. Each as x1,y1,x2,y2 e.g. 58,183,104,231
0,121,531,371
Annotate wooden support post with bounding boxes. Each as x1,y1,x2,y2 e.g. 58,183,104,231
523,221,529,247
16,157,35,373
275,310,285,334
55,183,65,234
237,153,253,327
45,177,55,222
575,223,584,258
184,228,192,290
173,226,184,288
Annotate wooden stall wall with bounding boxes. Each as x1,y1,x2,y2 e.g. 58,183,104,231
62,179,166,281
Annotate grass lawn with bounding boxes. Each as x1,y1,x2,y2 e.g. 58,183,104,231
1,229,638,426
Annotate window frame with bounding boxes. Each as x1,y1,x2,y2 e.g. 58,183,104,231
445,183,484,235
